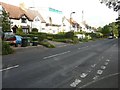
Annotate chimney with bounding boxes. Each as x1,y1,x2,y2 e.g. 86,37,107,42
19,2,27,11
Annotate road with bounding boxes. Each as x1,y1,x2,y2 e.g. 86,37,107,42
2,38,119,88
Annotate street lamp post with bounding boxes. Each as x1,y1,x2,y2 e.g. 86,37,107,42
0,5,2,29
70,12,75,31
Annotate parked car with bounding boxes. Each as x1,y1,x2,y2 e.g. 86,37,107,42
4,32,22,47
108,35,114,39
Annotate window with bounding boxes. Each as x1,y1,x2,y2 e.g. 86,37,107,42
42,28,45,30
35,18,40,21
21,18,27,23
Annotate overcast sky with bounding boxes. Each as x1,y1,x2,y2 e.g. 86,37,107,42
2,0,118,28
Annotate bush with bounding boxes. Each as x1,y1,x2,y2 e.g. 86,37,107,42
16,27,24,35
2,41,14,55
53,34,65,39
40,41,55,48
47,36,53,40
79,36,89,42
38,33,47,42
65,31,74,39
72,36,79,44
32,28,38,32
53,39,67,43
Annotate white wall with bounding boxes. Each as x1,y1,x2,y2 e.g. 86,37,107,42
37,7,64,34
118,2,120,18
10,18,32,31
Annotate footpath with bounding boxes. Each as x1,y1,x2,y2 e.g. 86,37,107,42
11,41,70,52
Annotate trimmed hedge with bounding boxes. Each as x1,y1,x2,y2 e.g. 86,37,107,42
65,31,74,39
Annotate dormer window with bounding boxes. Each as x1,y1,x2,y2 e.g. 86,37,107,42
21,16,27,23
21,18,26,23
35,18,40,21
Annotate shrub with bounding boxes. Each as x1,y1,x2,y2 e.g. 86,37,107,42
79,36,89,42
16,27,24,35
65,31,74,39
38,33,47,42
72,36,79,44
32,28,38,32
53,39,67,43
47,36,53,40
2,41,14,55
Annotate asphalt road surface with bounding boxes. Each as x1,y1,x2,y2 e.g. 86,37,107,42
2,38,119,88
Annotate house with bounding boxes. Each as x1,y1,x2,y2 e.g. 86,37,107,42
26,8,46,32
37,7,64,34
1,2,94,34
61,16,80,32
0,2,46,33
79,21,95,33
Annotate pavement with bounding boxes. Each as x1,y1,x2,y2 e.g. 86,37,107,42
2,38,119,88
10,40,70,52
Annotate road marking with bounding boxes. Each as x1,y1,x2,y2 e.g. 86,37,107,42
58,45,67,47
0,65,19,72
78,46,88,50
93,75,99,80
70,79,81,87
106,59,110,62
91,64,96,68
80,73,88,78
97,70,103,75
43,51,71,59
104,62,109,65
79,73,119,88
101,66,106,70
86,68,92,73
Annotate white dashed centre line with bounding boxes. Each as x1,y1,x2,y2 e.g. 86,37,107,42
0,65,19,72
43,51,71,59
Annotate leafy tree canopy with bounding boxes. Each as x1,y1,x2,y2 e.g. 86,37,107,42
99,0,120,11
2,10,11,32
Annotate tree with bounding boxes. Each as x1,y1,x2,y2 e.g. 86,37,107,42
97,27,103,32
2,10,11,32
116,17,120,37
100,25,111,37
109,22,118,37
99,0,120,11
100,0,120,37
